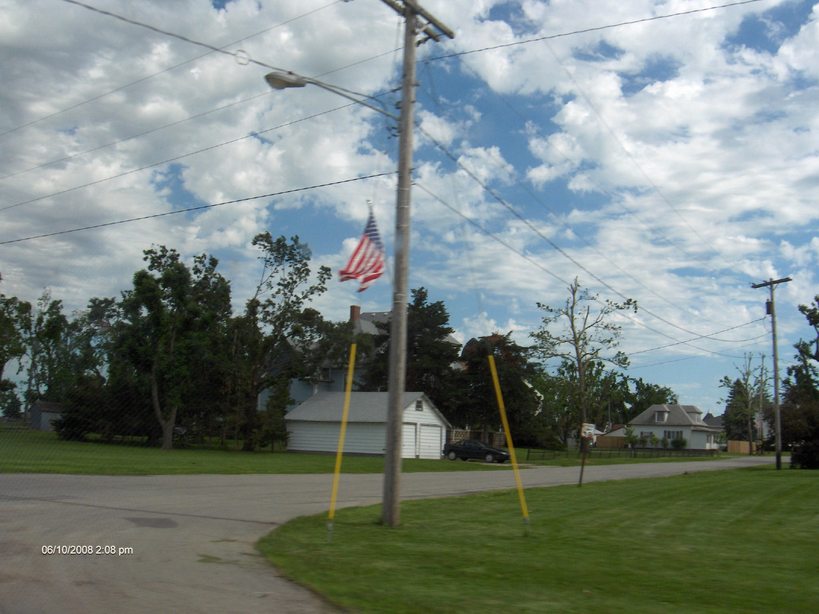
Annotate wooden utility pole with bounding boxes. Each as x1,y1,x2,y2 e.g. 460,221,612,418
379,0,453,528
751,276,792,470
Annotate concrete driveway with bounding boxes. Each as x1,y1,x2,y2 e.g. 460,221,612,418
0,456,772,613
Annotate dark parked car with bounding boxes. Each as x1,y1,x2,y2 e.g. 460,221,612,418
443,439,510,463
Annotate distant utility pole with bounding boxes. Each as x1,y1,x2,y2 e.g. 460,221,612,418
751,276,792,470
379,0,454,528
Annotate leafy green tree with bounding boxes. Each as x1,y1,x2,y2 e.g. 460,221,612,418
778,296,819,465
0,384,22,419
118,247,232,449
0,276,29,392
230,234,330,451
452,333,542,445
529,367,579,447
361,288,460,414
18,291,71,413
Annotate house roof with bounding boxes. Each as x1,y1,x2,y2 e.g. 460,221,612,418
286,391,451,427
629,404,720,431
31,400,64,413
703,412,725,429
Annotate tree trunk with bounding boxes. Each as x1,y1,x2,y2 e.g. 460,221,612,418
747,411,754,456
151,363,177,450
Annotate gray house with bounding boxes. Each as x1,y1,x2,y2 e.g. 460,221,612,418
608,404,721,449
286,391,451,459
29,400,64,432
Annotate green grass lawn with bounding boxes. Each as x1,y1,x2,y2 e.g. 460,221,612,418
0,428,506,475
258,467,819,613
0,427,730,475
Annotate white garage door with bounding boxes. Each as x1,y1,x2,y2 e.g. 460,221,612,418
419,424,442,459
402,423,417,458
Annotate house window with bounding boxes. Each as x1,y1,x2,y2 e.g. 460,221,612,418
654,411,668,423
415,400,423,411
663,430,683,441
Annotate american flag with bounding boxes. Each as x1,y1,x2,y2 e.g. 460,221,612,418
339,210,385,292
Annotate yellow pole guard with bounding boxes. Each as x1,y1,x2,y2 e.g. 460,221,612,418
328,343,357,523
488,354,530,522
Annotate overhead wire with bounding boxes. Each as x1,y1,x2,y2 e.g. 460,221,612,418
424,61,715,324
1,0,342,140
415,122,753,344
0,102,359,214
427,0,766,62
416,181,768,360
3,0,778,356
0,171,394,246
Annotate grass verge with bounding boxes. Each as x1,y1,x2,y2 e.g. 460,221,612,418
0,428,504,475
258,467,819,613
0,427,736,475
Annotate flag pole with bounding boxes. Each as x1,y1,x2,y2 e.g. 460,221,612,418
487,354,530,533
327,342,358,542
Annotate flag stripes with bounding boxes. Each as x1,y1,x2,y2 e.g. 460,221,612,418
339,210,385,292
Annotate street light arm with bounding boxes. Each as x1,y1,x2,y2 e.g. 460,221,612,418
264,70,398,122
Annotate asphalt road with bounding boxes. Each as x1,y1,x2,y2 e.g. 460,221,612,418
0,456,772,613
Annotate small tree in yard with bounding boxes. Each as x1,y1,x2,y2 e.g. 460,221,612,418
531,277,637,485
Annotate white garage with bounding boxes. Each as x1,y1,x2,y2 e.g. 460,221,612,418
286,392,451,459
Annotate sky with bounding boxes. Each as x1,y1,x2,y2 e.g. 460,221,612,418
1,0,818,415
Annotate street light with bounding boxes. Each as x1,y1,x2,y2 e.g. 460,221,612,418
264,49,413,529
265,2,452,528
264,70,398,120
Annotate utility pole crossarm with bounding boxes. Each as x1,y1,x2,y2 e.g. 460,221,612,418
751,276,792,289
378,0,456,43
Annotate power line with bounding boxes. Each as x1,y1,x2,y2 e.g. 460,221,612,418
628,320,768,356
0,102,357,214
60,0,288,72
415,123,748,344
1,1,341,140
0,171,394,246
416,181,766,359
428,0,766,62
0,91,272,181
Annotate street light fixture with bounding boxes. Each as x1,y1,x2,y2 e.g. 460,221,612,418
264,70,398,121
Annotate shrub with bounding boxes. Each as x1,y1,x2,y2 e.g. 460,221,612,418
671,437,687,450
790,440,819,469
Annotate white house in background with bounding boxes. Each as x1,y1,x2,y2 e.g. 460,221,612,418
286,391,451,459
29,400,64,432
608,404,721,450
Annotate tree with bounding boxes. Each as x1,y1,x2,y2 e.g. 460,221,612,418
18,291,71,414
361,288,460,415
452,333,543,445
0,276,29,394
777,295,819,468
230,234,330,451
118,247,232,449
530,278,637,483
531,279,636,428
720,354,760,453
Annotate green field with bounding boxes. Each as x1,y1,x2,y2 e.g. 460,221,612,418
0,427,507,475
259,467,819,613
0,427,729,475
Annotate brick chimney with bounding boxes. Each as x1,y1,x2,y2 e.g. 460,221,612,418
349,305,361,324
